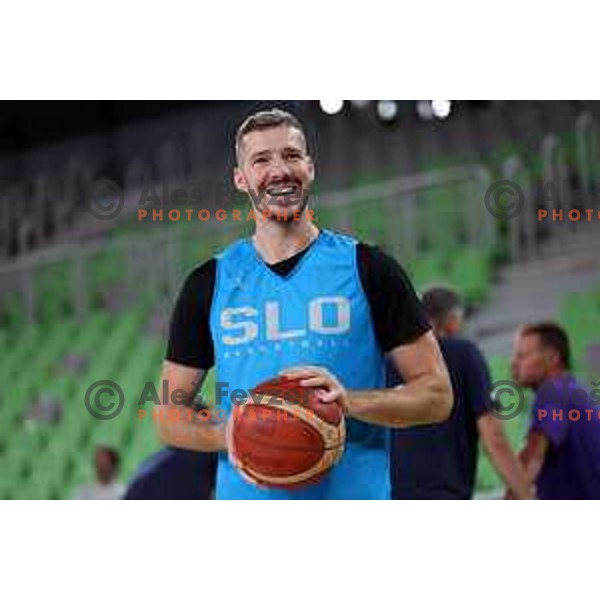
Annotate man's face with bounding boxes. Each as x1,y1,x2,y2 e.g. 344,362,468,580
443,307,464,336
234,125,315,221
511,333,554,388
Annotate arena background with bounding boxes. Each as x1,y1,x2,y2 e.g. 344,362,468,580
1,100,599,500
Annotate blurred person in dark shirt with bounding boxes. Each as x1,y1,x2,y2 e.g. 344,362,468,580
387,286,532,499
124,447,217,500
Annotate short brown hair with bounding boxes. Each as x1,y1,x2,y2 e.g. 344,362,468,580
96,445,120,471
520,321,572,370
421,285,463,327
235,108,306,164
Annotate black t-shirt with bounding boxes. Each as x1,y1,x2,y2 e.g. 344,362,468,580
166,231,431,369
386,336,493,500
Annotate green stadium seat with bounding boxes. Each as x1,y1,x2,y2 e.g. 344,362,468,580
409,254,447,293
447,248,492,305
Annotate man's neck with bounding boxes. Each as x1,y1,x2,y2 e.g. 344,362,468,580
546,368,570,382
252,216,320,264
97,477,115,486
532,368,570,391
433,327,453,338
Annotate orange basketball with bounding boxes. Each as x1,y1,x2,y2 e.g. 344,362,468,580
229,375,346,489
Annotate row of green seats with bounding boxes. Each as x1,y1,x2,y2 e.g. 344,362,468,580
560,286,600,374
408,247,494,305
0,305,163,499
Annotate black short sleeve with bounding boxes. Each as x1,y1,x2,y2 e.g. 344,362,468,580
357,243,431,353
165,259,217,370
459,340,493,418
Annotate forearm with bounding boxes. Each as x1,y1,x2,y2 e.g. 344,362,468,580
344,372,452,428
156,406,227,452
156,362,226,452
517,431,548,487
483,438,533,499
518,449,545,484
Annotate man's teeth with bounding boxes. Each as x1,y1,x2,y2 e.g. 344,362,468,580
268,186,296,196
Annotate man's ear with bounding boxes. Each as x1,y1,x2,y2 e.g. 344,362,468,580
233,166,248,193
445,313,460,336
549,349,562,370
307,155,315,183
541,347,560,371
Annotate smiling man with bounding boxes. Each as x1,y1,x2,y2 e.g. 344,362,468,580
156,107,453,499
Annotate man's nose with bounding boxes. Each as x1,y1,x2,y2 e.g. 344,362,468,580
267,155,292,178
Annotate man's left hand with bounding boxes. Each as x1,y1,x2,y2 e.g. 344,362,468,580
278,365,348,408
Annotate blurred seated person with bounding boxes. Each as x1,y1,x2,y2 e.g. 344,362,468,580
72,445,125,500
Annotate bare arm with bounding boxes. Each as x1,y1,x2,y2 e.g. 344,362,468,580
155,360,227,452
345,332,453,427
284,332,453,427
518,430,549,484
477,413,534,499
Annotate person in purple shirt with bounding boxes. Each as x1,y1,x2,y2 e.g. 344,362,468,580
511,322,600,499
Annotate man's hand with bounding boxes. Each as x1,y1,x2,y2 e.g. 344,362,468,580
279,334,453,429
504,486,537,500
278,365,348,407
477,412,535,500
